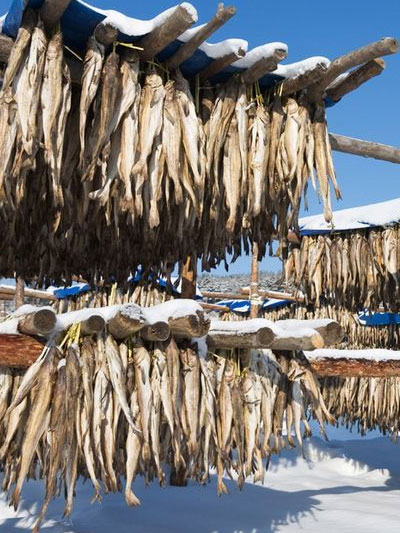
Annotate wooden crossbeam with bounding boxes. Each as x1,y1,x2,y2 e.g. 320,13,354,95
198,47,246,81
326,58,385,101
329,133,400,164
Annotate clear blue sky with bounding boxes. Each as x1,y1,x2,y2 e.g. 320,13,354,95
92,0,399,274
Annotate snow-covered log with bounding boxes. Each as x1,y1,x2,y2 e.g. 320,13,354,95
275,319,343,346
17,309,57,337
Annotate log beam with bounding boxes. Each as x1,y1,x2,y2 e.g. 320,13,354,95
14,277,25,309
165,3,236,70
141,321,170,341
242,48,287,85
275,319,343,346
269,328,325,351
309,357,400,378
17,309,57,336
198,47,246,81
169,310,210,338
93,22,118,47
107,305,146,339
207,319,275,349
40,0,73,28
200,302,230,312
0,285,57,301
0,334,44,368
279,62,328,97
249,241,260,319
180,254,197,299
329,133,400,164
326,58,385,102
308,37,398,101
139,3,198,62
80,314,105,335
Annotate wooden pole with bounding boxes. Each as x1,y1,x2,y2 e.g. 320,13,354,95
198,47,246,81
326,58,385,102
308,356,400,378
329,133,400,164
249,242,260,319
107,306,146,339
180,254,197,300
308,37,398,101
18,309,57,336
279,62,328,97
139,4,197,61
40,0,73,28
165,3,236,70
14,277,25,309
0,285,57,301
242,48,287,85
80,314,106,335
93,22,118,47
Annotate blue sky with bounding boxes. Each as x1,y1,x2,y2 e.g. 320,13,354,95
87,0,399,274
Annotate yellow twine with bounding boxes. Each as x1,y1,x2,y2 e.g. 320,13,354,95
115,41,144,51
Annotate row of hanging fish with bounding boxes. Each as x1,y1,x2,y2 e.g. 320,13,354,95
0,11,341,283
320,376,400,437
0,331,333,531
285,226,400,310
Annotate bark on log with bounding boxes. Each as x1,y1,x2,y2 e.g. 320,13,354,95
18,309,57,336
198,48,246,81
94,22,118,47
14,277,25,309
169,311,210,338
242,48,287,85
269,328,325,351
279,62,328,97
326,58,385,101
107,306,146,339
329,133,400,164
0,285,57,301
207,325,275,349
139,4,197,61
141,321,170,342
80,314,105,335
200,302,230,312
165,3,236,70
40,0,73,28
0,334,44,368
309,357,400,378
308,37,398,101
275,319,343,346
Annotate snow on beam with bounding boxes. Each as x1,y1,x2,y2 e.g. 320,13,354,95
326,58,385,102
329,133,400,164
279,62,328,96
139,3,198,61
198,44,246,81
305,349,400,377
164,3,237,70
275,319,344,346
17,308,57,337
240,44,288,84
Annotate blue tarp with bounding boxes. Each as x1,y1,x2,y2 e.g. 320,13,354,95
358,311,400,327
217,298,291,314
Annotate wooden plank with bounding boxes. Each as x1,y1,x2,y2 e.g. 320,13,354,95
165,3,236,70
329,133,400,164
139,4,197,61
40,0,73,28
326,58,385,102
0,334,44,368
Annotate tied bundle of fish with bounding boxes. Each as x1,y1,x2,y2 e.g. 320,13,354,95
0,13,341,283
319,376,400,437
0,336,333,531
285,226,400,310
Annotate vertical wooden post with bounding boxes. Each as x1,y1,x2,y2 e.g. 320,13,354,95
14,277,25,309
249,242,260,318
180,254,197,299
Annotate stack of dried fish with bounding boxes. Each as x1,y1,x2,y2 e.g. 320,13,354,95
285,226,400,310
319,376,400,437
0,333,332,531
0,14,340,283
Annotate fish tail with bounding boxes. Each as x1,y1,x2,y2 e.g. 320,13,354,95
125,487,141,507
10,485,21,511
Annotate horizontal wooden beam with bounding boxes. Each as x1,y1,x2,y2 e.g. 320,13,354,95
309,357,400,378
326,58,385,102
239,288,304,303
200,302,231,312
18,309,57,336
139,3,197,62
198,47,246,81
279,62,328,97
329,133,400,164
0,334,44,368
0,285,57,301
242,48,287,85
93,22,118,47
165,3,236,70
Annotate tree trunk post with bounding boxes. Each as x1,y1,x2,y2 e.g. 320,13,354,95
249,242,260,318
14,277,25,309
181,254,197,300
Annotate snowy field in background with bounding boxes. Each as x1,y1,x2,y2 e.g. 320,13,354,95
1,423,399,532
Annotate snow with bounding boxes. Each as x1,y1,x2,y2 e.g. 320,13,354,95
142,299,204,323
1,427,400,532
233,43,288,68
178,23,248,59
305,348,400,362
274,56,330,79
77,1,197,37
0,14,5,33
299,197,400,234
210,318,275,334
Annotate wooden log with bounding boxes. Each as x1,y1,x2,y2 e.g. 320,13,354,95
200,302,230,312
275,319,343,346
326,58,385,102
308,37,398,100
0,334,44,368
242,48,287,85
169,310,210,338
329,133,400,164
207,319,275,349
269,328,325,351
249,241,260,319
107,305,146,339
139,3,197,62
18,309,57,336
93,22,118,47
198,48,246,81
279,62,328,97
14,277,25,309
165,3,236,69
202,291,250,300
0,285,57,301
309,357,400,378
80,314,105,335
40,0,73,28
180,254,197,299
141,321,170,342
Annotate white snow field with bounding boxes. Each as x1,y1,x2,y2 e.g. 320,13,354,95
1,423,399,532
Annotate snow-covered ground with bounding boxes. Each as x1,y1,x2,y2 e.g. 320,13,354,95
1,423,399,532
